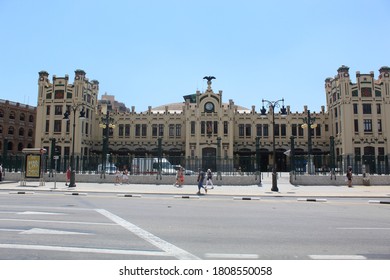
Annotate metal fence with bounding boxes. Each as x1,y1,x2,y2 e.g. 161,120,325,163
1,153,389,176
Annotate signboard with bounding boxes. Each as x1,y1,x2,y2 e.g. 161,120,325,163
25,154,42,178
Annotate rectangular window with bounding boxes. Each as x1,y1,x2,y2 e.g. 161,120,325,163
119,124,124,137
201,121,205,134
378,119,382,133
45,120,50,133
214,121,218,134
363,119,372,132
298,125,304,137
158,124,164,137
353,104,358,114
152,124,158,137
239,124,244,137
176,124,181,137
125,124,130,137
55,105,63,115
224,121,228,135
135,124,141,137
256,124,262,137
291,124,297,136
274,124,279,136
191,121,196,135
245,124,251,137
169,124,175,137
46,106,51,115
141,124,147,137
362,104,372,114
377,104,381,114
354,120,359,133
54,120,62,133
281,124,286,137
263,124,269,137
54,90,64,99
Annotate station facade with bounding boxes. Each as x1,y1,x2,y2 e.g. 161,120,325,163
34,66,390,173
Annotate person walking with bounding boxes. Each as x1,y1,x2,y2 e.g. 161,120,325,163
197,169,207,194
114,169,122,185
65,166,71,186
174,167,184,187
0,163,3,182
122,168,129,184
205,169,214,189
346,166,353,188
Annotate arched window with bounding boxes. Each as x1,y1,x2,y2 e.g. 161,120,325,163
0,110,4,118
29,115,34,122
0,125,3,134
9,111,15,119
28,129,33,137
18,143,24,151
20,113,26,121
8,126,14,135
19,127,25,136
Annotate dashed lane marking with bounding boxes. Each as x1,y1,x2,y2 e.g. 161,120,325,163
309,255,366,260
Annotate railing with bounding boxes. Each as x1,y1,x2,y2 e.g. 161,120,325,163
0,154,389,176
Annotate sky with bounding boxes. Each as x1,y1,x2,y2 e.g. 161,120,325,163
0,0,389,113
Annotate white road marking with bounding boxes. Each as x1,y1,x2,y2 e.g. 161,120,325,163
16,211,67,215
205,253,259,259
0,243,171,257
309,255,367,260
95,208,200,260
0,218,117,226
338,227,390,230
19,228,93,235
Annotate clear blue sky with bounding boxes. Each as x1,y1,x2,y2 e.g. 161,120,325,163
1,0,389,113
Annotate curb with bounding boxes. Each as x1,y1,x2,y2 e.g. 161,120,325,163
368,200,390,204
297,198,327,202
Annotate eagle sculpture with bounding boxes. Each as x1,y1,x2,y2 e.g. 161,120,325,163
203,76,216,82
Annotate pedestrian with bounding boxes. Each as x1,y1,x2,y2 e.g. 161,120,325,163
114,169,122,185
122,168,129,184
205,168,214,189
0,163,3,182
174,167,184,187
346,166,353,188
65,166,71,186
197,169,207,194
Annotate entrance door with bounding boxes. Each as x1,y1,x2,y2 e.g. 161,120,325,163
202,148,216,172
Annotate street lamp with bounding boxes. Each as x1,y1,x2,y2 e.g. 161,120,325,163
261,98,287,192
99,110,115,179
63,103,85,188
301,110,317,174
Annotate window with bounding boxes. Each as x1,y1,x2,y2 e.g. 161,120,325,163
362,104,372,114
263,124,269,137
119,124,124,137
54,90,64,99
9,111,15,119
54,120,62,133
158,124,164,137
354,119,359,133
152,124,158,137
19,128,24,136
169,124,175,137
363,119,372,132
239,124,244,137
334,108,338,118
125,124,130,136
353,104,358,114
8,126,14,135
281,124,286,137
0,110,3,117
245,124,251,137
377,104,381,114
20,113,25,121
29,115,34,122
378,119,382,133
361,88,372,97
298,125,304,137
274,124,279,136
291,124,297,136
46,106,51,115
256,124,262,137
176,124,181,137
135,124,141,137
191,121,196,135
223,121,228,135
315,124,321,137
55,105,63,115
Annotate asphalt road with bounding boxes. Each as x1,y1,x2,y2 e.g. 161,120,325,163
0,191,389,260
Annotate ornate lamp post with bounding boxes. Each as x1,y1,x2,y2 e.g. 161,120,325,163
261,98,287,192
63,103,85,188
99,110,115,179
301,110,317,174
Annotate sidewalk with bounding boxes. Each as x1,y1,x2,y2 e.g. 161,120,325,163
1,176,390,199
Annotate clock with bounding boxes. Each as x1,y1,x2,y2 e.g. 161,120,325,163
205,102,214,112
